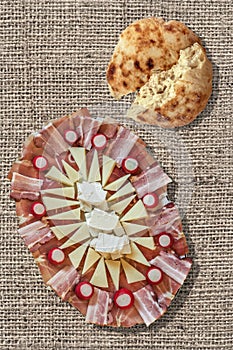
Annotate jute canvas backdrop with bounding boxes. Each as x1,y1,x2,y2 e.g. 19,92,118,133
0,1,232,349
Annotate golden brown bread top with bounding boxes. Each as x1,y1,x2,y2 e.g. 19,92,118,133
127,43,213,128
107,17,201,99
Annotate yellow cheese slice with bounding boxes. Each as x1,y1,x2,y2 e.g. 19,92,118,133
130,237,155,250
120,200,148,222
90,257,108,288
45,166,73,186
50,222,83,240
121,258,146,284
121,222,149,236
105,260,121,290
107,182,135,201
41,187,75,199
69,242,89,269
42,196,78,211
126,242,150,266
60,223,90,249
82,247,101,275
47,208,80,221
110,195,136,214
88,150,101,182
101,155,116,187
69,147,87,180
104,174,130,191
62,160,80,183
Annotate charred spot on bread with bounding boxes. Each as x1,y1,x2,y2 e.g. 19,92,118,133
146,58,154,69
107,63,116,81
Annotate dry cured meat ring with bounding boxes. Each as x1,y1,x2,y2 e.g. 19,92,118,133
8,108,192,327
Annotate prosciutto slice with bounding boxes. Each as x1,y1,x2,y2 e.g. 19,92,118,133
98,119,118,139
81,117,102,150
18,221,54,249
40,123,69,155
110,304,143,327
147,205,182,236
47,266,80,301
105,126,138,165
150,251,192,285
11,173,43,200
85,287,112,326
131,164,172,198
153,273,181,308
133,285,165,326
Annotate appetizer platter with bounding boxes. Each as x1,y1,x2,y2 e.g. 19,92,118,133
8,108,192,327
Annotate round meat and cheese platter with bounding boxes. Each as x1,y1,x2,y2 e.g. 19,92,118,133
8,108,192,327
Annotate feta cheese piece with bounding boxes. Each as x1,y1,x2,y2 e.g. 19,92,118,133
77,181,107,206
86,208,119,231
94,233,131,254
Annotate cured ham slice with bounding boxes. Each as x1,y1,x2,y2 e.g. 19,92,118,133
39,123,69,155
11,173,43,200
150,251,192,285
152,273,181,308
105,127,138,165
110,304,143,327
47,266,80,301
147,204,182,236
85,287,112,325
81,116,102,150
133,285,166,326
131,164,172,198
18,221,54,249
98,119,118,139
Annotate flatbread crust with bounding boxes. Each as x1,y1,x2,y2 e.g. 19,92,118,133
128,43,213,128
107,17,201,99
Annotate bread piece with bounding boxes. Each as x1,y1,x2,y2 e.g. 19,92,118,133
127,43,213,128
107,17,201,99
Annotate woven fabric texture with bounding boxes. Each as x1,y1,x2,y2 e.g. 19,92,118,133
0,1,232,349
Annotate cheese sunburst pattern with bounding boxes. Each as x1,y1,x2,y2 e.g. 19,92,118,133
41,147,155,290
8,109,192,327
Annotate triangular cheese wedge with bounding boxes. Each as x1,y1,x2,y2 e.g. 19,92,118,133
82,247,101,275
130,237,155,250
41,187,75,199
110,195,136,215
120,200,148,222
107,182,135,201
60,223,90,249
45,166,73,186
126,242,150,266
101,155,116,187
69,147,87,180
62,160,80,183
121,222,149,236
121,258,146,284
42,196,78,211
105,260,121,290
69,242,89,269
88,150,101,182
104,174,130,191
90,257,108,288
50,222,83,240
47,208,80,221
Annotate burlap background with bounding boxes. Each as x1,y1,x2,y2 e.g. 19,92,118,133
1,1,232,349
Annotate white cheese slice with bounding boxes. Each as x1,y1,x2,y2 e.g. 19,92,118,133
102,155,116,187
45,166,73,186
69,242,89,269
105,260,121,290
107,182,135,201
94,233,130,254
130,237,155,250
47,208,80,221
82,247,101,275
88,150,101,182
90,257,108,288
113,222,126,237
110,195,136,215
126,242,150,266
121,258,146,284
120,200,148,222
60,223,90,249
104,174,130,191
121,222,149,236
42,196,78,211
69,147,87,180
41,187,75,199
86,208,119,231
62,160,80,183
77,182,107,206
50,222,83,240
